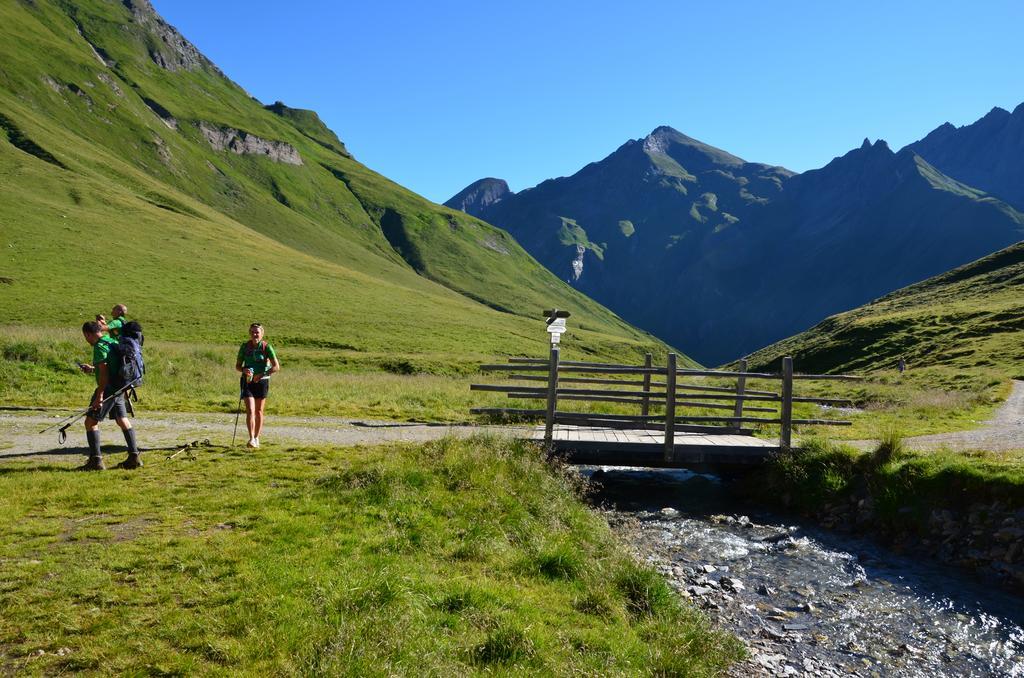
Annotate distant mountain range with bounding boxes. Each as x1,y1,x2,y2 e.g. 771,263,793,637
449,109,1024,364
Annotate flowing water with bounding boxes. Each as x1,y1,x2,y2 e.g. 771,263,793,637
586,467,1024,677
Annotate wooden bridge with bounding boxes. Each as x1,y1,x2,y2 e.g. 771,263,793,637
471,348,862,471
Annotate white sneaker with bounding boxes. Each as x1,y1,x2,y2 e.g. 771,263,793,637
253,437,260,448
247,438,257,448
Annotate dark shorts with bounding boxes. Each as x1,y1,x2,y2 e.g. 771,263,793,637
87,387,128,421
240,376,270,400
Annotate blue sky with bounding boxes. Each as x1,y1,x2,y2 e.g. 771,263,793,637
156,1,1024,204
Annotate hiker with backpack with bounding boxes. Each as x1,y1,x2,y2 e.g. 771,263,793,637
78,320,145,470
235,323,279,449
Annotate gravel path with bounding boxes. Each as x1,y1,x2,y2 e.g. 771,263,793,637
0,410,531,463
850,379,1024,452
5,379,1021,463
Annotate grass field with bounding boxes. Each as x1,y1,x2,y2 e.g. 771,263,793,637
0,436,742,675
737,241,1024,441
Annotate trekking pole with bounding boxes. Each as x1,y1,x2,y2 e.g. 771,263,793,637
40,380,140,444
231,391,243,447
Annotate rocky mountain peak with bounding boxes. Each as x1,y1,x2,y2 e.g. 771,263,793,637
444,178,512,217
981,106,1011,122
639,125,747,169
123,0,216,73
904,100,1024,210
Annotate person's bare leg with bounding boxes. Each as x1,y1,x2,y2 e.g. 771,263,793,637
254,398,266,441
245,397,257,446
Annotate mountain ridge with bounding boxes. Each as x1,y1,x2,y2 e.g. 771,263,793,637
450,115,1024,364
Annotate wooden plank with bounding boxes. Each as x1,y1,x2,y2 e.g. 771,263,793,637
678,368,781,379
792,419,853,426
791,396,857,405
664,353,677,462
642,353,652,417
558,366,666,375
481,364,550,372
780,357,794,452
732,359,747,429
544,345,560,448
512,375,649,386
471,384,546,393
674,382,777,396
675,415,783,424
471,407,545,417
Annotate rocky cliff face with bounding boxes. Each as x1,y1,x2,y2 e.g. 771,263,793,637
444,177,512,217
122,0,217,73
198,121,303,165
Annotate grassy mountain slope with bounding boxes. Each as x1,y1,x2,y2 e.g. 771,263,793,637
0,0,671,378
744,241,1024,379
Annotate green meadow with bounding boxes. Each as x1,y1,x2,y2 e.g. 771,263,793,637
0,436,742,675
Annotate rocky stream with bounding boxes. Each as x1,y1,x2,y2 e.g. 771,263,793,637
588,467,1024,677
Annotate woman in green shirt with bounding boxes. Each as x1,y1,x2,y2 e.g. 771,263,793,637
235,323,280,449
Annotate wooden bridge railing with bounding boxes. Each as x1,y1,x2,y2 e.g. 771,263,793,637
470,349,863,460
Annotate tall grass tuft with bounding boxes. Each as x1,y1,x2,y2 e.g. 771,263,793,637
871,425,908,466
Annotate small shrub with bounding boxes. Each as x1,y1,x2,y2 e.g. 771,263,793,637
871,426,908,466
435,587,485,614
531,542,585,580
3,341,41,362
572,589,615,617
613,561,673,617
472,623,534,665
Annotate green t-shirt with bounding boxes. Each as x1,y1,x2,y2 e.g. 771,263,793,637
107,316,126,338
92,335,119,386
237,341,277,376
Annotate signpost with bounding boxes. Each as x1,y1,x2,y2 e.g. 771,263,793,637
543,309,570,446
543,309,570,346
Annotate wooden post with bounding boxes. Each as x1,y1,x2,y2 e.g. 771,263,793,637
663,352,677,461
732,358,747,431
780,356,794,452
641,352,652,417
544,343,560,448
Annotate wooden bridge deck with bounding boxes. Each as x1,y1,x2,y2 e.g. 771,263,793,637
529,425,779,469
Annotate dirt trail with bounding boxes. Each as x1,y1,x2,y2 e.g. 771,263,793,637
850,380,1024,452
899,379,1024,451
0,410,531,463
5,380,1021,463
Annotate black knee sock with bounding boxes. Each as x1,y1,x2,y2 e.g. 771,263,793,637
122,428,139,455
86,430,101,458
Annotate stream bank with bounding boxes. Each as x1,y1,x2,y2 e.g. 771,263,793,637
587,466,1024,677
743,441,1024,593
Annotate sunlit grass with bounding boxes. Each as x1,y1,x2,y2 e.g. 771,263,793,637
0,436,742,675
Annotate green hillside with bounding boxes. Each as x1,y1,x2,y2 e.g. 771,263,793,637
0,1,677,415
732,241,1023,440
744,241,1024,379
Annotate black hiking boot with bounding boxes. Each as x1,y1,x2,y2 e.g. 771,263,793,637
77,456,105,471
116,453,143,470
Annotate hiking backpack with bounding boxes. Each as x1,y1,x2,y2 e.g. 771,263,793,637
111,320,145,388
